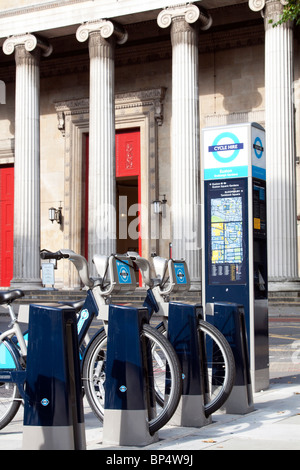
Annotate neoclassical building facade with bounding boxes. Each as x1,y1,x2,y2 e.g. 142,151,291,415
0,0,299,294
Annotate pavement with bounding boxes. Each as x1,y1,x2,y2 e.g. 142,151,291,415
0,376,299,452
89,381,300,451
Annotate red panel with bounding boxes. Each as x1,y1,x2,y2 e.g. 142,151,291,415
0,165,14,286
116,129,140,178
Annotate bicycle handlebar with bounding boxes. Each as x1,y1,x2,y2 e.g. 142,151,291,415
40,249,189,296
40,249,69,260
126,252,190,295
125,251,154,288
40,249,94,288
125,252,177,294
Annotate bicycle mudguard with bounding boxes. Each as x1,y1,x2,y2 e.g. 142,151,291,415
0,336,22,370
0,337,26,399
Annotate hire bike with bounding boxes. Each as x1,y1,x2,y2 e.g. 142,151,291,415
127,251,236,417
0,249,235,432
87,250,236,419
0,250,182,434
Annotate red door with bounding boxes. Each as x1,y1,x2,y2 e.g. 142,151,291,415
0,165,14,286
115,128,141,255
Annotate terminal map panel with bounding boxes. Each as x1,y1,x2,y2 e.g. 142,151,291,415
206,178,247,285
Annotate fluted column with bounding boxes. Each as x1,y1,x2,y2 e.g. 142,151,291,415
3,34,52,288
76,21,127,272
249,0,298,286
158,5,212,289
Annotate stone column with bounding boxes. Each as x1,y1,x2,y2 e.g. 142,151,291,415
249,0,298,288
158,5,212,289
3,34,52,289
76,21,127,272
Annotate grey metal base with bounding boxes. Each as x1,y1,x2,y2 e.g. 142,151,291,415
223,384,254,415
168,395,212,428
102,409,159,446
22,423,86,450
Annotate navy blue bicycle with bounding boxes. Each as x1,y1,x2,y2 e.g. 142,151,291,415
0,249,182,435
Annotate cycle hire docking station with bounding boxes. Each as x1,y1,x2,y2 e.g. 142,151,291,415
22,303,86,450
150,257,211,428
202,122,269,394
93,255,159,446
206,302,254,414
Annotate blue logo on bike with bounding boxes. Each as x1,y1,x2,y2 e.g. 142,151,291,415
77,309,89,334
116,260,132,285
174,263,187,284
41,398,49,406
119,385,127,393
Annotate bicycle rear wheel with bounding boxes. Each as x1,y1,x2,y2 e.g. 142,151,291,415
0,341,22,430
82,324,182,434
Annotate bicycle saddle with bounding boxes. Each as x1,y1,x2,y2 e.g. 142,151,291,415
0,290,24,305
58,300,85,312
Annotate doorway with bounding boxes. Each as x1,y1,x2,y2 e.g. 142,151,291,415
83,128,141,257
116,176,139,254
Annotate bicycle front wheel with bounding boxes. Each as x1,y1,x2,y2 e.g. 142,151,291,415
156,320,235,416
0,383,21,430
198,320,235,416
82,324,182,434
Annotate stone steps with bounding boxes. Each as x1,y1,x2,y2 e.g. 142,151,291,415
268,291,300,307
2,287,300,316
12,288,203,306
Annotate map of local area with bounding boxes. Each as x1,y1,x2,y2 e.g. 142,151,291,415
211,197,243,265
206,178,247,285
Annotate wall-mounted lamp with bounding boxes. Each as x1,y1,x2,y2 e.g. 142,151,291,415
49,205,62,224
153,194,167,214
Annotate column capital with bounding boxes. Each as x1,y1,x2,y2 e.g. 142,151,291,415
157,3,212,31
3,33,52,57
76,20,128,44
248,0,288,12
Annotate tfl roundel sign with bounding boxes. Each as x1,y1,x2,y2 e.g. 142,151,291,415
210,131,244,164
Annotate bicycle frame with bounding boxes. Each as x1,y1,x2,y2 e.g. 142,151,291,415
0,251,179,423
127,253,188,322
76,289,105,347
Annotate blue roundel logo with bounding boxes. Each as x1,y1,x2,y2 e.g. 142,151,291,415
253,137,264,159
176,269,185,283
211,132,243,163
119,267,129,282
